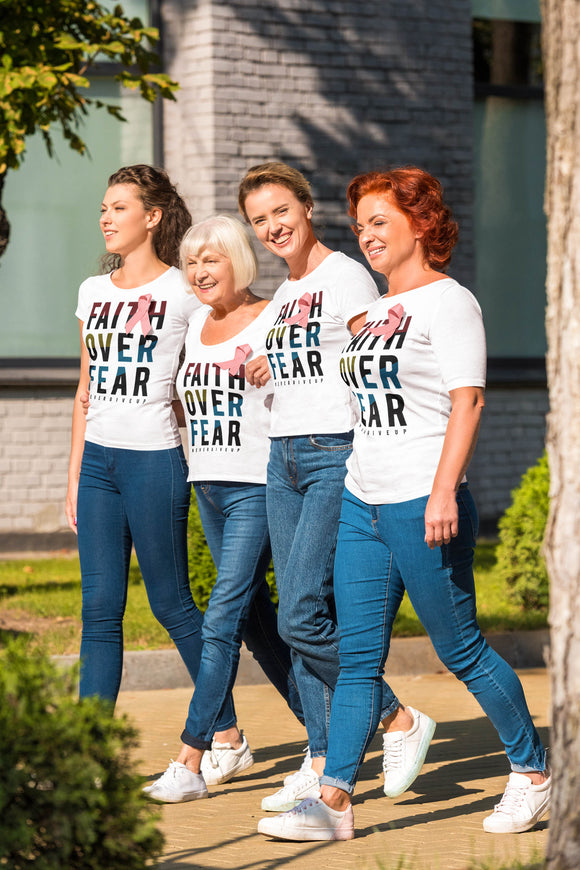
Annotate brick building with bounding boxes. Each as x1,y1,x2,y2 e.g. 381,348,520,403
0,0,546,548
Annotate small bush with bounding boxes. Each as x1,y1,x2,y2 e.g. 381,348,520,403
0,640,163,869
187,489,278,611
495,452,549,612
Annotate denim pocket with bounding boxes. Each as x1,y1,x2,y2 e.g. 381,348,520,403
177,451,190,479
308,432,354,452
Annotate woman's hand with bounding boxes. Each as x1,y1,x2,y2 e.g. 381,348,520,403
246,354,271,387
424,488,458,549
65,479,79,535
424,386,485,549
66,321,90,537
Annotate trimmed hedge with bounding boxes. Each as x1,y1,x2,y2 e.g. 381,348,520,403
187,488,278,611
0,641,164,869
495,452,550,612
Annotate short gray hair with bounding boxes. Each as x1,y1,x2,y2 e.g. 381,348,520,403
180,214,258,292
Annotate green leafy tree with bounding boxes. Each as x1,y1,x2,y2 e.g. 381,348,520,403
0,639,164,868
0,0,179,257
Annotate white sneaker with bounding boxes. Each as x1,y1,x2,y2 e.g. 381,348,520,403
258,797,354,841
200,734,254,785
283,747,312,786
383,706,436,797
143,761,208,803
261,768,320,812
483,772,551,833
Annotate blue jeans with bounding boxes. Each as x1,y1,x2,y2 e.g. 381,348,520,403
321,485,546,794
267,435,399,757
77,441,235,718
181,482,302,749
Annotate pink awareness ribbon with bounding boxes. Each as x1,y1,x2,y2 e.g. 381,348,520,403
216,344,252,377
368,303,405,340
283,292,312,328
125,293,153,336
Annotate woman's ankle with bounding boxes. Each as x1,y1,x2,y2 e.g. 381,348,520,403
320,784,351,812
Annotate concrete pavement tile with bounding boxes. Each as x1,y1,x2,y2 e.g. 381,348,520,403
117,669,549,870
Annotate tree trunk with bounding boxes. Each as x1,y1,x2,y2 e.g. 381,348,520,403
0,173,9,259
542,1,580,867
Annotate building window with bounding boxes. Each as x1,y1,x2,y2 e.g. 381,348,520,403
472,1,546,363
0,0,156,362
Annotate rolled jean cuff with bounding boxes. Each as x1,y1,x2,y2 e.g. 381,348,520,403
380,696,400,721
510,757,547,774
310,749,327,759
319,774,355,795
180,729,211,752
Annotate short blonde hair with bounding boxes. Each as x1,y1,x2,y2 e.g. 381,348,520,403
179,214,258,292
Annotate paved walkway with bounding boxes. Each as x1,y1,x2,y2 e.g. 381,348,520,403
117,668,550,870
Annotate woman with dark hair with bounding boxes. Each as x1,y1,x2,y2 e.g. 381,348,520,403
66,164,203,703
258,166,550,841
239,162,433,812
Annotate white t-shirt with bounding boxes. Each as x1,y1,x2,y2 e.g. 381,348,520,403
176,303,274,484
76,267,199,450
265,251,379,437
342,278,487,504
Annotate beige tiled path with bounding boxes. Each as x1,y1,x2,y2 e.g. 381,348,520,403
117,669,549,870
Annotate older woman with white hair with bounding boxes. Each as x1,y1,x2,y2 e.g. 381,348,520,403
145,215,302,802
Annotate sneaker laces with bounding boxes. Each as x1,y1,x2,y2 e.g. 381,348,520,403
288,798,318,816
297,747,312,774
205,748,222,771
494,780,528,814
278,770,317,797
383,735,404,772
157,760,182,783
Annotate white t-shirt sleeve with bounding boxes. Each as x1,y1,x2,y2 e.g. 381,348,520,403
429,283,487,391
75,277,96,323
332,256,380,325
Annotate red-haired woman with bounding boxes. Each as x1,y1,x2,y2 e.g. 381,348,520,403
258,167,550,841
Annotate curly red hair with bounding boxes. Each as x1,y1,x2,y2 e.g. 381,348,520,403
346,167,458,271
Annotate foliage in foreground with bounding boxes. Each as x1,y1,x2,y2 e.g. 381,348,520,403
495,452,550,612
0,640,163,869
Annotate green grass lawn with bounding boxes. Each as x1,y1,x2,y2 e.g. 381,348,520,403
0,539,547,656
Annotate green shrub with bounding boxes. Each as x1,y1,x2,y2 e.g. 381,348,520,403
187,489,278,611
0,640,163,869
495,451,550,612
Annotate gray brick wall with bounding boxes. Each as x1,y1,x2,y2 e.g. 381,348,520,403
0,393,74,540
162,0,475,296
468,387,548,531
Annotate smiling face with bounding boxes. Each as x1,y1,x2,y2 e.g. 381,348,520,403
355,192,423,281
185,248,237,309
242,184,314,263
99,183,159,258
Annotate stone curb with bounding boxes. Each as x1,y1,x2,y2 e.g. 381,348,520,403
54,628,549,693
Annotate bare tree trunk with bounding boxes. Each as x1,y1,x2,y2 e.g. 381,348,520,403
542,0,580,866
0,173,9,259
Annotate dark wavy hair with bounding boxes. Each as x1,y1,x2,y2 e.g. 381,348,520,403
102,164,191,272
346,167,458,271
